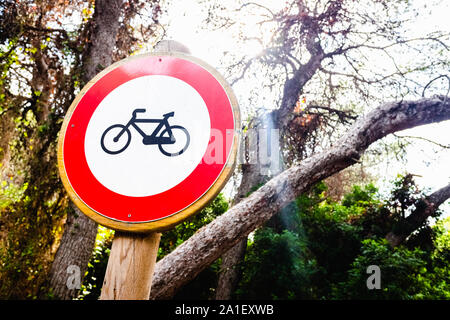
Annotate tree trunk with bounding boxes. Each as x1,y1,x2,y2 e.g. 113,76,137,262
215,117,261,299
150,96,450,299
214,239,248,300
386,182,450,247
47,205,98,299
47,0,124,300
215,113,281,299
81,0,125,80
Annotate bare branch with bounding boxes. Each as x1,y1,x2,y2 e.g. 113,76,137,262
359,34,450,51
422,74,450,106
239,2,276,19
229,58,255,86
308,104,358,122
393,133,450,149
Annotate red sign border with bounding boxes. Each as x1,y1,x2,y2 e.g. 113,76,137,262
57,52,240,232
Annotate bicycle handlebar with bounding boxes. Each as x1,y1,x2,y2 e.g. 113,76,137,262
133,109,146,117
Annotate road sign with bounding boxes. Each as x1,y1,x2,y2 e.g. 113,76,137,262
58,52,240,232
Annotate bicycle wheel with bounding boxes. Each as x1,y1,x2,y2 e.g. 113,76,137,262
100,124,131,155
158,125,190,157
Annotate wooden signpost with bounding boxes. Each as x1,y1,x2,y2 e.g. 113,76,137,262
100,232,161,299
57,41,240,299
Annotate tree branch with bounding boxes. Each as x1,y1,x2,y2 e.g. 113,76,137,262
393,133,450,149
150,95,450,299
386,182,450,247
239,2,275,19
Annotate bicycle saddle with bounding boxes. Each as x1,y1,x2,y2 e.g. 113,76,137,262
163,111,175,118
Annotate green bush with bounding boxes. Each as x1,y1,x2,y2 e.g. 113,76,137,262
235,176,450,300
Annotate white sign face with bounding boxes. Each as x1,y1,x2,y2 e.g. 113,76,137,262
84,75,211,197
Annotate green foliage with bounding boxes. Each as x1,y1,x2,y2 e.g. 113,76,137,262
0,198,68,299
333,239,428,299
334,237,450,299
77,227,114,300
341,183,378,208
236,228,316,300
389,173,428,218
0,4,82,298
235,175,450,300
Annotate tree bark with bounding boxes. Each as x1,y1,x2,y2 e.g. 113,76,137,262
47,206,98,299
215,114,279,299
48,0,124,300
215,162,260,299
386,182,450,247
276,42,325,130
81,0,125,80
150,96,450,299
214,239,248,300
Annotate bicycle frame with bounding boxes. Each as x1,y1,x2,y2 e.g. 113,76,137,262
114,112,175,145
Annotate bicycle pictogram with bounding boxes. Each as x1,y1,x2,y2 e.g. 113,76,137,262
100,108,190,156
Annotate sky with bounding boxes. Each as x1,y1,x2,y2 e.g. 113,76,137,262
160,0,450,215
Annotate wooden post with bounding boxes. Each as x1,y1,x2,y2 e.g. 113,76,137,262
100,232,161,300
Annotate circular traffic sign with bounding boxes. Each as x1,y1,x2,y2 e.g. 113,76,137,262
58,52,240,232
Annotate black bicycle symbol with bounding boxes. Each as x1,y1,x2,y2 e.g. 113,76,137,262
100,108,190,156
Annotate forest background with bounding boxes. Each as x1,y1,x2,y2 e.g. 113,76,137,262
0,0,449,300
